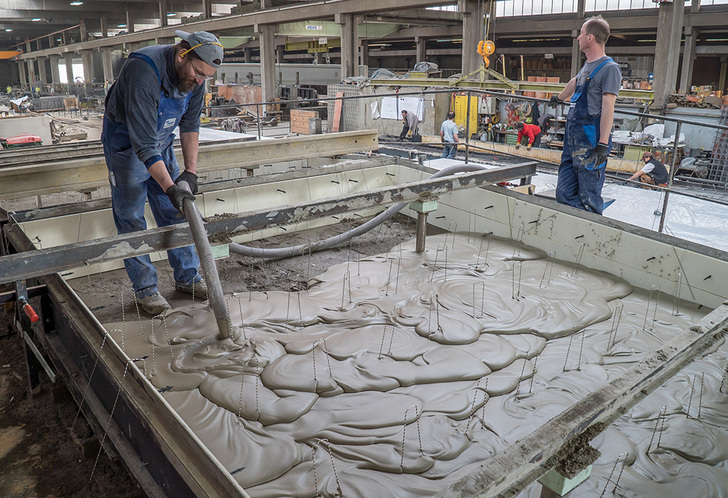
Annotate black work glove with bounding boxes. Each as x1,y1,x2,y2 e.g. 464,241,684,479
548,96,562,108
591,142,609,168
176,170,198,194
166,184,195,213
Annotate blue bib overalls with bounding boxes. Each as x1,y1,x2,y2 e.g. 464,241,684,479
101,52,201,299
555,59,612,214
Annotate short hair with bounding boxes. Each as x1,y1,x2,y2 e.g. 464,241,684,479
175,40,203,63
401,110,407,115
583,16,610,45
447,111,455,119
515,122,524,130
642,151,652,160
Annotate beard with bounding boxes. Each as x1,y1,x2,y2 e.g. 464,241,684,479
177,77,198,93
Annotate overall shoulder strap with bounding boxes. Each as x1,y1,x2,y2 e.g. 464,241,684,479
587,57,613,80
128,53,161,85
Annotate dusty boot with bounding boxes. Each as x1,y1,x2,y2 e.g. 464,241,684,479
137,292,171,315
175,280,209,300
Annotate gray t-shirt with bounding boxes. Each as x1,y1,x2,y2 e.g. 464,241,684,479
575,56,622,116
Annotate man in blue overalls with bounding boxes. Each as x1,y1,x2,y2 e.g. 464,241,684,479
550,16,621,215
102,31,223,315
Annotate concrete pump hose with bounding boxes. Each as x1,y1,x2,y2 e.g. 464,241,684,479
178,181,235,341
229,164,488,260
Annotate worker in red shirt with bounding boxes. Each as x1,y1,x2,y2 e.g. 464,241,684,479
515,121,542,150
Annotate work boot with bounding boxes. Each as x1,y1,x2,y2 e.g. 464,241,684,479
175,280,209,300
137,292,171,316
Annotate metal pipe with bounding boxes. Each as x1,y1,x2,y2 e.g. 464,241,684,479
658,121,682,233
465,90,472,164
415,212,428,253
178,181,234,340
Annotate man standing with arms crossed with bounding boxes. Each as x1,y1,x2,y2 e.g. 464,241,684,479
102,31,223,315
550,16,621,214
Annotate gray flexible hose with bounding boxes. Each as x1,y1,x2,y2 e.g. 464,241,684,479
229,163,488,259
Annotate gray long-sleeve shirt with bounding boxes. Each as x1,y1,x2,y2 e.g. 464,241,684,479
104,45,204,167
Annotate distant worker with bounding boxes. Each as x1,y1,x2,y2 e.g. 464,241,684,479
629,151,668,187
34,86,40,97
514,121,541,150
440,111,459,159
102,30,223,315
550,15,622,214
398,109,418,141
6,85,11,95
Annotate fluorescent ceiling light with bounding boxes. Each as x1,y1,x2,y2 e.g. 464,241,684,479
5,29,12,32
167,12,176,16
117,24,126,28
32,18,43,22
70,1,83,5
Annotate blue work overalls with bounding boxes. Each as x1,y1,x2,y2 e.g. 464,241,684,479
555,58,613,214
101,52,201,299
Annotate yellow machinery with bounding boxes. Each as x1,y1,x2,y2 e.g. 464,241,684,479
452,93,479,137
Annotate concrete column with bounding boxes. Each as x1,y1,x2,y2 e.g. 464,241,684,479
719,57,728,94
50,55,61,85
244,47,252,63
415,36,427,63
38,57,48,84
159,2,168,27
277,45,284,63
577,0,586,18
257,24,277,113
36,39,43,51
79,18,87,41
126,5,135,33
18,62,27,88
336,13,358,78
48,34,55,48
202,0,212,19
64,53,75,85
570,30,582,79
101,48,114,84
460,0,486,76
27,61,37,86
679,26,697,93
81,51,94,84
651,0,685,110
360,39,368,67
100,16,108,38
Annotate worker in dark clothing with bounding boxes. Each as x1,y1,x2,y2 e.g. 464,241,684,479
102,30,222,315
550,15,622,214
514,122,541,150
398,109,418,141
629,151,669,187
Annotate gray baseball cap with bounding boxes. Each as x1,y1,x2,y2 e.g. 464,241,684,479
175,30,224,68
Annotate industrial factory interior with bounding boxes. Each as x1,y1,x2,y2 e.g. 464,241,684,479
2,0,728,497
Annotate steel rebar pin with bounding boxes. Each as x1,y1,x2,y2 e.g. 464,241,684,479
643,285,660,331
435,295,442,332
528,353,538,394
611,452,629,494
599,452,626,498
386,259,394,296
466,379,483,431
516,356,528,397
71,332,110,429
89,361,130,484
652,285,662,324
719,362,728,393
236,296,249,341
698,371,705,420
254,358,260,421
475,236,485,267
319,438,342,495
672,271,683,315
655,405,667,451
387,323,396,356
563,333,575,372
395,256,402,293
378,324,388,360
298,292,304,328
571,242,586,277
648,405,666,453
480,377,490,426
320,338,335,384
687,374,697,419
577,329,586,371
608,304,624,350
448,221,457,249
401,405,424,473
311,446,320,498
133,293,146,336
237,373,246,418
312,342,319,393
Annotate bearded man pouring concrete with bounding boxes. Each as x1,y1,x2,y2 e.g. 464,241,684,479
102,31,222,315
